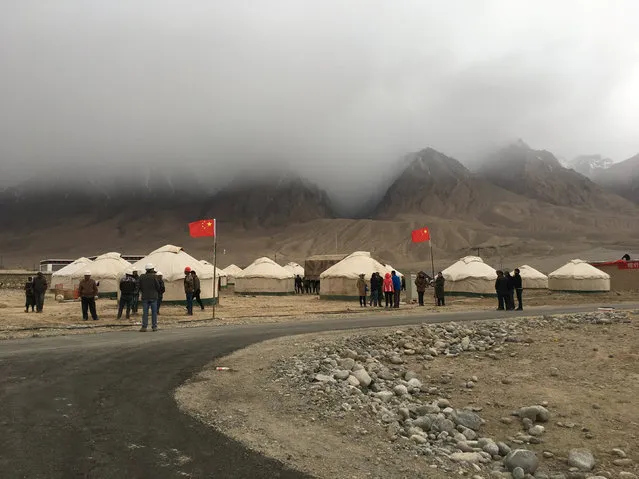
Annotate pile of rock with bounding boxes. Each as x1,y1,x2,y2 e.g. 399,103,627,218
272,311,635,478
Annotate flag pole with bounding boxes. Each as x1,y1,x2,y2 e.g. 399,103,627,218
429,239,435,279
212,219,217,320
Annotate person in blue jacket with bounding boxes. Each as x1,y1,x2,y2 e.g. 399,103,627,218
391,271,401,308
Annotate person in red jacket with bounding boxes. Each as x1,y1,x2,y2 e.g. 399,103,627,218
382,273,394,308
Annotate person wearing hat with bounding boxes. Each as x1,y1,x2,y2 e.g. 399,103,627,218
191,270,205,311
131,270,141,315
117,269,137,319
156,271,166,314
78,271,99,321
24,276,36,312
183,266,195,315
139,263,162,332
356,273,367,307
32,271,48,313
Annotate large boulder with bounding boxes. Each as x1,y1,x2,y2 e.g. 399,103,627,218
503,449,539,474
452,409,484,431
567,449,595,471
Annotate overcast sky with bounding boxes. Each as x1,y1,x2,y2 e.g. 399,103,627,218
1,0,639,194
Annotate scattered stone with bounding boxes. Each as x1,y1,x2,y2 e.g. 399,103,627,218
500,417,514,425
612,448,627,458
453,409,484,431
339,358,356,370
389,355,403,364
613,459,633,467
411,434,428,444
543,451,554,458
375,391,394,402
518,406,550,423
512,467,526,479
313,374,334,383
618,473,638,479
393,384,408,396
333,370,350,380
504,449,539,474
351,369,372,387
346,375,360,387
529,425,545,436
567,449,595,471
450,452,484,464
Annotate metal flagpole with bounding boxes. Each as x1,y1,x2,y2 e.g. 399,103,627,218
212,219,217,320
430,239,435,279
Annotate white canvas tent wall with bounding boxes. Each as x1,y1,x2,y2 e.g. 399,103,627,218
71,252,131,297
384,264,403,278
548,259,610,292
51,257,93,290
200,260,228,288
320,251,389,299
517,265,548,289
223,264,243,285
131,245,217,303
284,262,305,277
234,257,294,295
442,256,497,296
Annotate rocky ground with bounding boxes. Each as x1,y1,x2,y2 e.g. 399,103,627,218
177,310,639,479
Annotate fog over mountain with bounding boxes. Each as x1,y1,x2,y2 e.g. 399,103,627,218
2,1,639,210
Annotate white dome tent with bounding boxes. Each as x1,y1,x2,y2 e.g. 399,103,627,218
284,262,305,277
383,264,403,278
51,257,93,290
517,265,548,289
131,245,217,304
234,257,295,295
71,252,131,298
200,259,228,288
223,264,243,285
320,251,389,299
548,259,610,292
442,256,497,296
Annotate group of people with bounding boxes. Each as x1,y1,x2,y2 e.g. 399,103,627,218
495,268,523,311
415,271,446,306
117,269,167,320
183,266,205,315
355,270,446,309
294,275,320,295
24,271,48,313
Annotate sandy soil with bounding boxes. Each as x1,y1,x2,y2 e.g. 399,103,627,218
1,287,638,340
176,312,639,479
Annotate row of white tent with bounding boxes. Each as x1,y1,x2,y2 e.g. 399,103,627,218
51,249,611,301
441,256,610,295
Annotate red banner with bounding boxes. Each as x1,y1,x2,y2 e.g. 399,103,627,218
618,261,639,270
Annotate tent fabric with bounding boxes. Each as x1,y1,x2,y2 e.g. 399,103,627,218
71,252,131,295
200,260,228,287
383,264,403,278
548,259,610,292
320,251,389,298
222,264,243,284
235,257,294,294
51,257,93,290
130,245,217,301
284,262,305,276
442,256,497,295
517,265,548,289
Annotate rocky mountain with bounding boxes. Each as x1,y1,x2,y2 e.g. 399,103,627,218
372,147,533,221
478,141,633,210
594,153,639,204
564,154,614,178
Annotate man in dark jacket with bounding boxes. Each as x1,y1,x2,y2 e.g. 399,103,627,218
156,271,166,314
139,263,162,332
376,273,384,308
391,271,401,308
184,267,195,315
117,270,136,319
24,276,36,312
414,271,428,306
32,272,48,313
78,271,99,321
131,270,140,315
434,272,446,306
513,268,523,310
295,275,302,294
192,270,204,310
369,273,380,306
505,271,515,310
495,270,509,310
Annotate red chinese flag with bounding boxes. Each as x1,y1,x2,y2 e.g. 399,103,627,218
411,227,431,243
189,219,216,238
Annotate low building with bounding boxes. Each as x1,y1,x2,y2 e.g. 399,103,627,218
589,259,639,291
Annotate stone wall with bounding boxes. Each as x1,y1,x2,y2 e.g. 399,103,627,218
0,271,53,290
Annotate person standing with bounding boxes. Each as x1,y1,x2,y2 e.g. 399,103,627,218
32,271,48,313
391,271,401,308
139,263,162,332
156,271,166,314
356,273,367,307
131,270,140,315
24,276,36,312
414,271,428,306
401,276,406,291
369,272,380,307
295,275,302,294
184,267,195,315
383,273,394,308
505,271,515,311
192,270,204,310
376,273,384,308
78,271,99,321
513,268,523,311
117,270,136,319
434,272,446,306
495,271,509,310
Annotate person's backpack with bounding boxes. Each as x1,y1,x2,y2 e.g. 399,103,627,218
120,277,136,295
